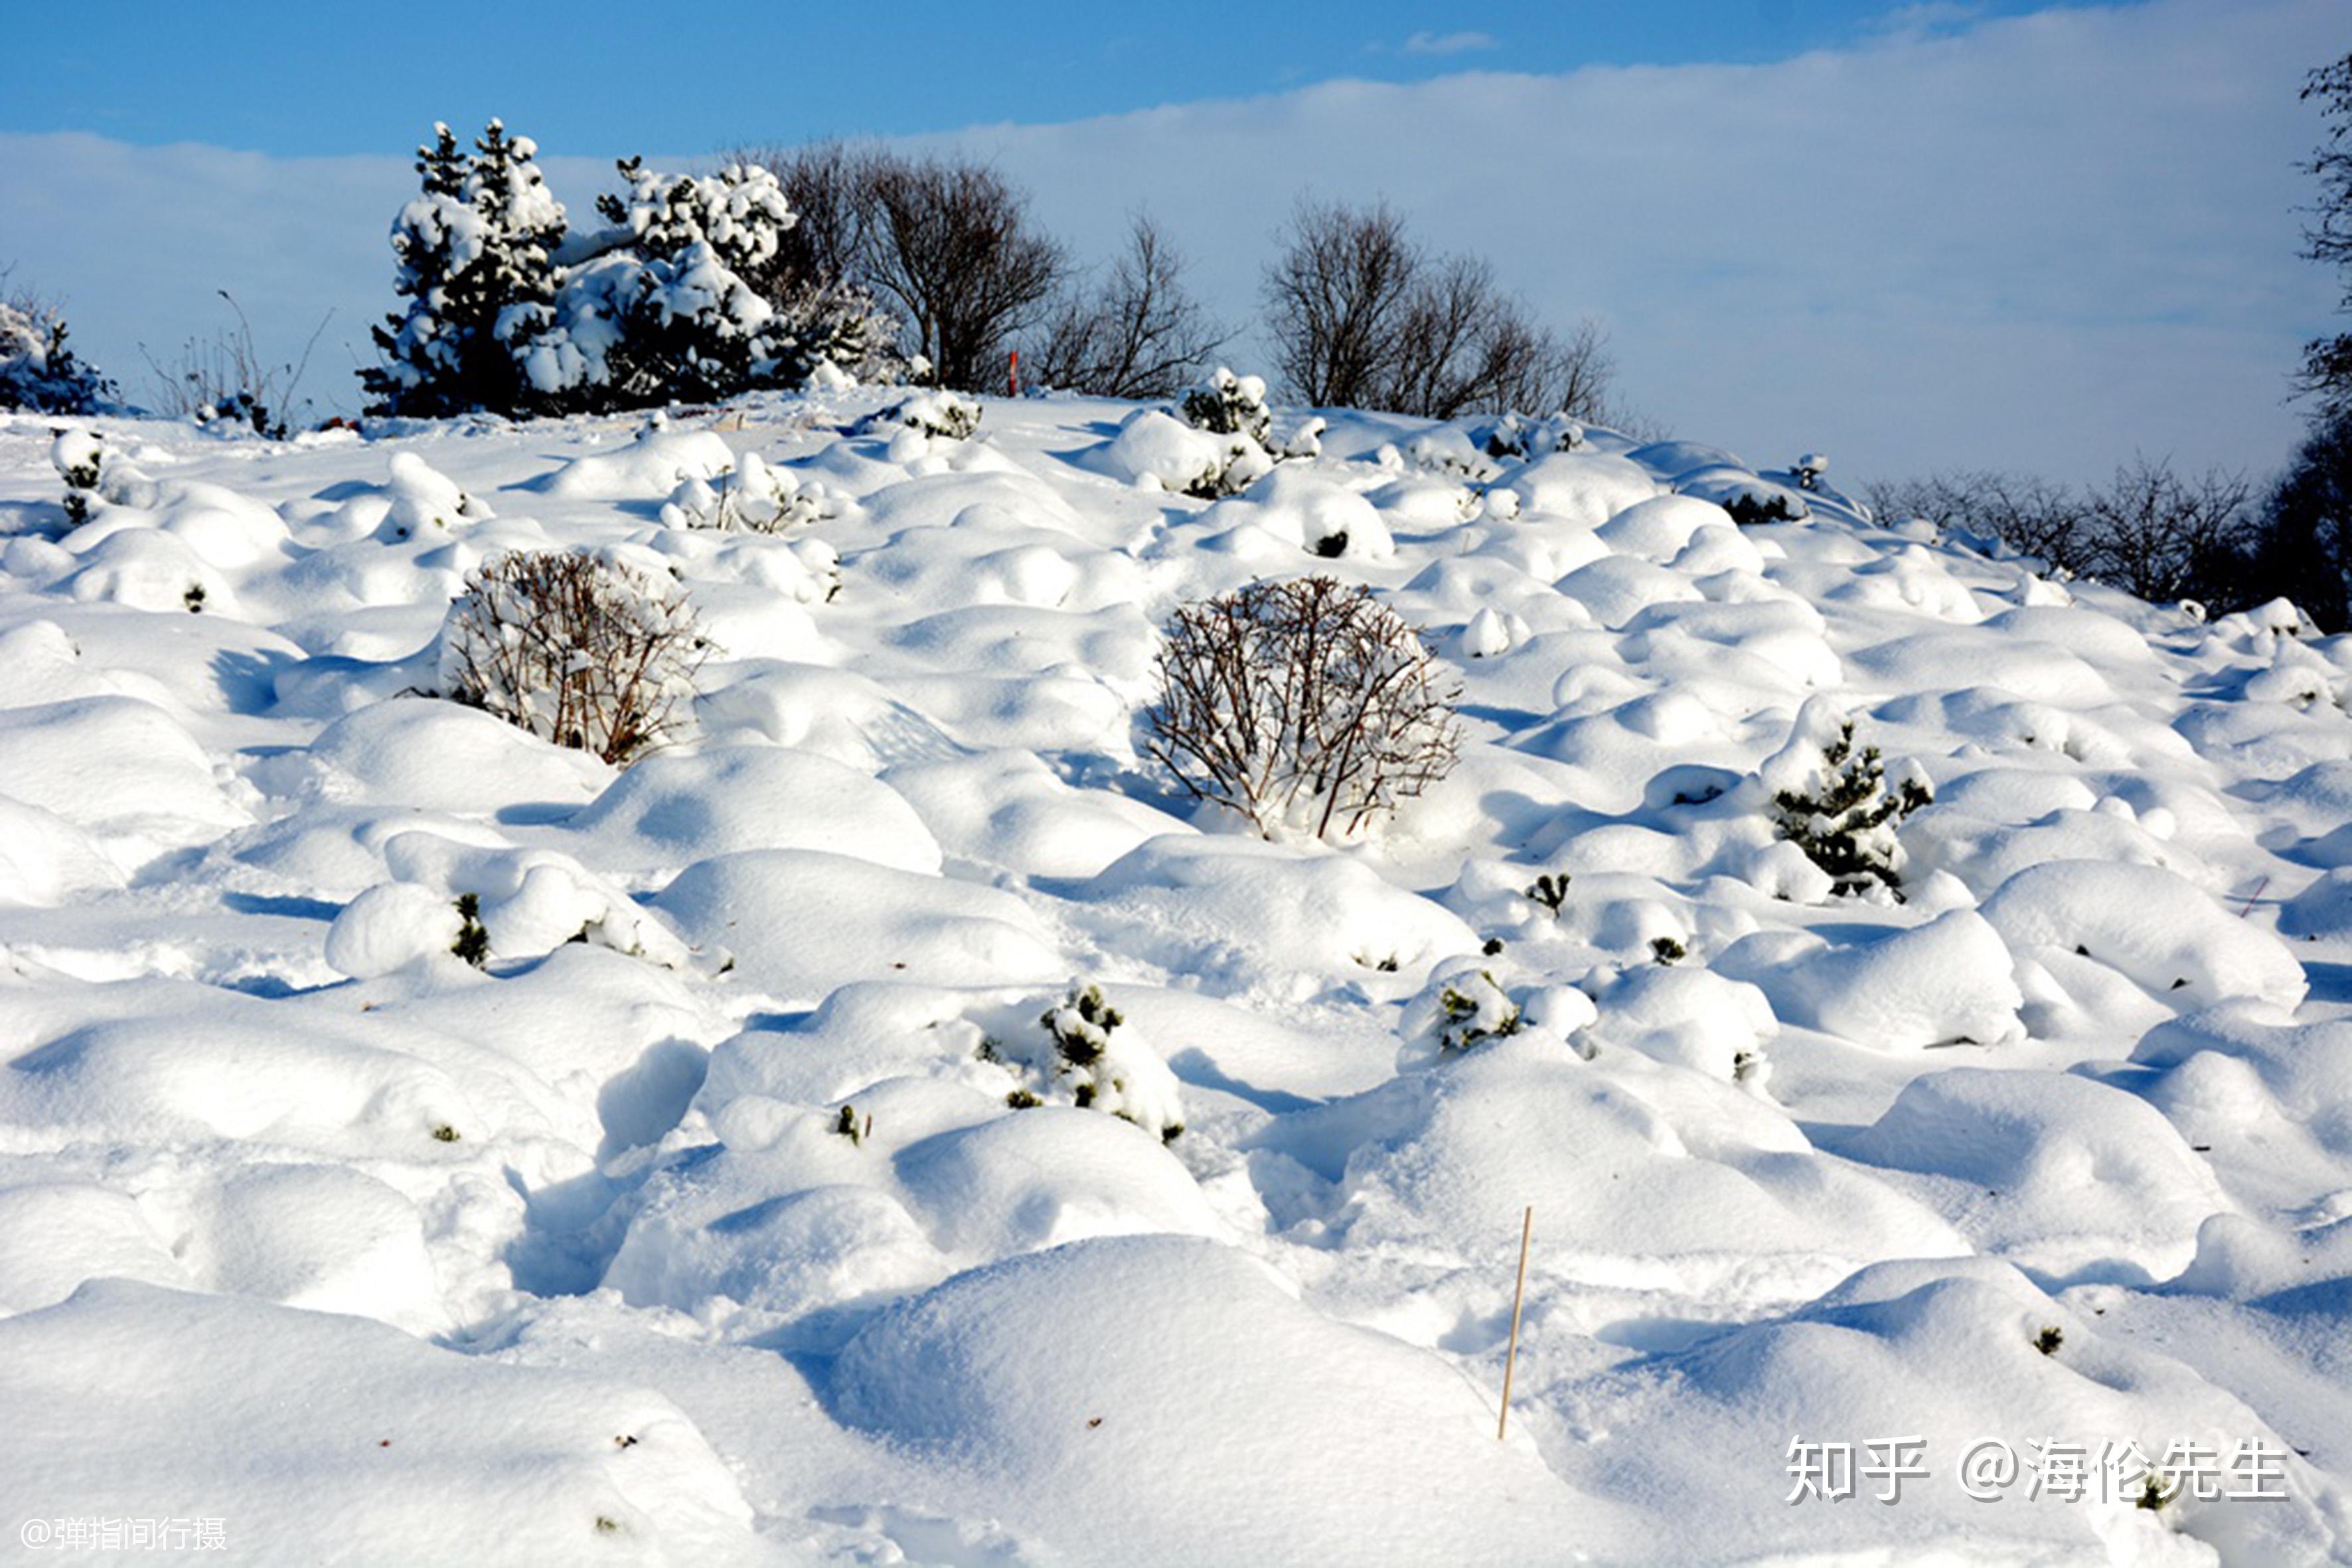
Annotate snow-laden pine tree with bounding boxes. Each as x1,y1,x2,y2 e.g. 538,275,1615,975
591,160,799,406
0,295,114,414
362,121,566,417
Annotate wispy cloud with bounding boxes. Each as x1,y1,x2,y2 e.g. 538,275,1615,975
1398,30,1499,56
1866,2,1989,43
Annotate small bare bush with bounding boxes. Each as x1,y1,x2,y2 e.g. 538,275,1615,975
441,552,709,765
1144,576,1460,840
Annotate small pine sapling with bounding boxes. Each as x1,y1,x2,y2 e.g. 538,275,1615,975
451,893,490,967
1526,872,1571,915
1179,367,1273,446
1650,935,1686,965
2035,1325,2064,1356
1436,971,1524,1054
1042,983,1123,1073
1767,712,1933,897
1025,983,1184,1141
834,1104,862,1146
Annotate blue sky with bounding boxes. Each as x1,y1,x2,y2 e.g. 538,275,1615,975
16,1,2058,157
1,0,2342,488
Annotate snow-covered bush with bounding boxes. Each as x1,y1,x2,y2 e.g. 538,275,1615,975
1143,575,1461,840
567,160,803,408
50,429,105,524
974,983,1185,1140
362,121,566,418
0,293,114,414
870,389,982,440
439,551,710,766
1763,698,1932,897
1722,485,1811,526
657,452,821,532
1428,969,1523,1054
1180,367,1272,447
1172,368,1281,498
1479,411,1583,460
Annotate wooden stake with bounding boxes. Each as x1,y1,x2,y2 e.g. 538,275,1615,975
1498,1204,1533,1441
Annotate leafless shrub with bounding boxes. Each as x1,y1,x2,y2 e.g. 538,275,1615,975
1143,576,1461,840
1028,212,1229,398
139,291,329,438
440,552,710,766
1261,196,1616,421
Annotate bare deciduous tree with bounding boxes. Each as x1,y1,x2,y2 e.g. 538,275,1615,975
1864,469,2100,574
1865,460,2254,606
860,155,1065,390
1028,212,1229,399
1262,198,1421,410
2083,457,2254,605
1261,196,1616,422
1143,576,1460,841
729,142,1065,390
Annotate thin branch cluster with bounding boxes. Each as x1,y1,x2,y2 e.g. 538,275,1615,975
441,551,710,767
1144,576,1461,840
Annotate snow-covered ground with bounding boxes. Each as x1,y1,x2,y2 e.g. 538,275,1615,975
1,388,2350,1565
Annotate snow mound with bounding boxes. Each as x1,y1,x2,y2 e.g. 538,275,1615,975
564,745,942,880
1070,834,1478,996
1980,860,2306,1012
1842,1067,2233,1283
524,424,738,500
0,1281,763,1565
0,696,245,862
882,749,1189,879
653,849,1063,998
303,698,613,815
1739,909,2027,1048
829,1235,1601,1563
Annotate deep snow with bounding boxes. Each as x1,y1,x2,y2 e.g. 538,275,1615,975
1,386,2350,1565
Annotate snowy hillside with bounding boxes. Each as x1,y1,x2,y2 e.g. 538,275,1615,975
1,388,2349,1566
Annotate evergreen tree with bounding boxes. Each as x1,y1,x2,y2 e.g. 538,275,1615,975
361,121,566,416
583,161,803,406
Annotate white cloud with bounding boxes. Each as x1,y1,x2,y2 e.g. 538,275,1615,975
1400,30,1499,56
947,0,2340,482
1,0,2337,483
